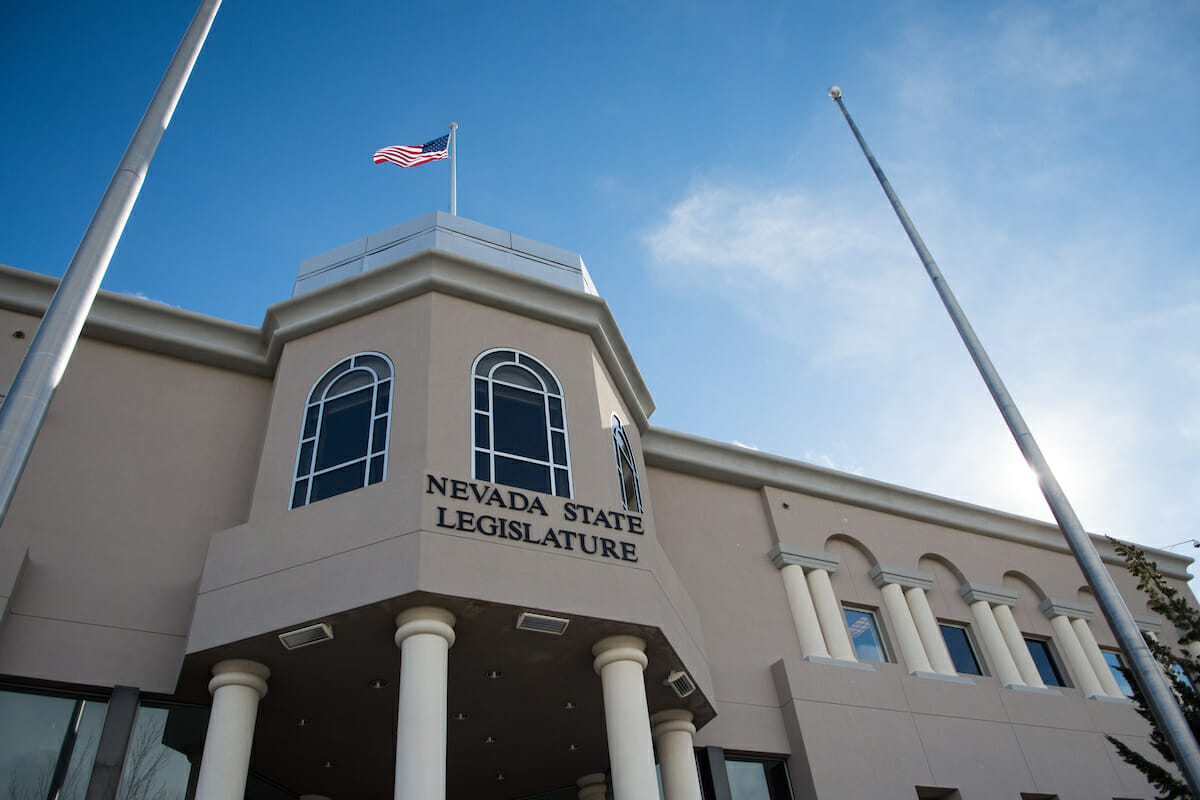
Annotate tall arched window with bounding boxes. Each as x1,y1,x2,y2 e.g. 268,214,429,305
472,349,571,498
291,352,393,508
611,413,643,513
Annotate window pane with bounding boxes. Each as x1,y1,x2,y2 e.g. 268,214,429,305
727,760,772,800
474,413,490,449
311,461,367,502
291,480,309,509
475,450,490,481
495,457,551,495
327,369,373,398
314,388,373,469
0,689,107,800
493,364,541,390
371,417,388,454
1103,650,1134,697
369,455,385,484
939,624,982,675
353,353,391,378
311,358,352,399
518,354,561,394
844,608,888,662
1025,639,1065,686
295,441,314,477
551,430,567,465
302,405,320,439
492,384,549,460
475,350,514,377
375,380,391,415
554,468,571,498
116,706,197,800
474,378,489,411
548,396,564,429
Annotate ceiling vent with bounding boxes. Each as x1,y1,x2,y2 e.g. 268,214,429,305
278,622,334,650
516,612,570,636
664,670,696,698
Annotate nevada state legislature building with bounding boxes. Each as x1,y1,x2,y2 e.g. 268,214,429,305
1,212,1195,800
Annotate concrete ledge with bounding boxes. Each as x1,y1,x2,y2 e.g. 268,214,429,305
1088,693,1132,704
1005,683,1063,696
802,655,876,671
911,670,975,685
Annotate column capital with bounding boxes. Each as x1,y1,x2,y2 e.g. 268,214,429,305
577,773,607,800
651,709,696,739
208,659,270,698
593,635,648,674
959,581,1017,607
394,606,457,648
768,544,839,573
1039,597,1093,621
869,564,933,591
1133,613,1163,634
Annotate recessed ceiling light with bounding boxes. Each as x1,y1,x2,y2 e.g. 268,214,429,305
484,735,497,744
452,712,470,721
321,761,334,769
496,773,505,781
563,701,576,710
368,678,388,689
486,669,502,679
568,743,580,751
297,718,312,727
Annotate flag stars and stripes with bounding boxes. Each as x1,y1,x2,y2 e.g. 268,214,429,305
373,135,450,168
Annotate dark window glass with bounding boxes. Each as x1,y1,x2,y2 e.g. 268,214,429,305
727,760,772,800
939,624,983,675
548,396,564,428
1103,650,1135,697
519,355,561,394
303,406,320,438
314,388,372,470
296,441,314,477
551,431,567,465
474,379,489,411
375,380,391,415
475,350,514,376
369,455,385,484
354,354,390,374
554,468,570,498
475,451,490,481
844,607,888,662
492,385,549,460
311,358,352,398
1025,638,1065,686
493,364,541,390
328,369,373,397
371,417,388,454
311,461,367,502
292,480,308,508
474,413,490,449
495,457,551,495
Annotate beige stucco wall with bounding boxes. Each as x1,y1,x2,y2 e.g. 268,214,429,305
0,308,271,692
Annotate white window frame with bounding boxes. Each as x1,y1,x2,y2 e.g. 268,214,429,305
291,352,393,509
611,413,643,513
842,604,892,663
471,348,572,498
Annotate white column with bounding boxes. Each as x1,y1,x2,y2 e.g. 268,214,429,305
1048,614,1104,697
593,635,658,800
969,601,1023,686
577,773,608,800
651,710,703,800
394,606,456,800
1072,617,1124,698
879,582,932,673
194,659,270,800
807,568,856,661
779,564,830,659
992,604,1045,688
905,586,956,676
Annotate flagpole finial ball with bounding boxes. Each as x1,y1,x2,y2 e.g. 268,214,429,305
827,86,842,100
449,122,458,129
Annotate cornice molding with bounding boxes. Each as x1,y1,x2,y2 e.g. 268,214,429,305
870,564,934,591
1040,597,1093,621
767,544,839,573
959,582,1018,607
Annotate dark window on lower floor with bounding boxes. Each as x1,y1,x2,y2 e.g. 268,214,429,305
697,747,793,800
1025,638,1067,687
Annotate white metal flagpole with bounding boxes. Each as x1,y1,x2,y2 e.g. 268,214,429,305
0,0,222,526
828,84,1200,796
449,122,458,216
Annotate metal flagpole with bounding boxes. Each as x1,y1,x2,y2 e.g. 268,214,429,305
828,84,1200,796
449,121,458,216
0,0,223,526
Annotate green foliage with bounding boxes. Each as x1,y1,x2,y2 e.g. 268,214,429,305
1107,538,1200,800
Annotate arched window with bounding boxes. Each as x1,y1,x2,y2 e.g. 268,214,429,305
611,414,643,513
472,349,571,498
291,352,393,508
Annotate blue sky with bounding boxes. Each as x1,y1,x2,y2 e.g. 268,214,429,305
3,1,1200,569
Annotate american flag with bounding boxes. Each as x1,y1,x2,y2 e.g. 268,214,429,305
372,135,450,168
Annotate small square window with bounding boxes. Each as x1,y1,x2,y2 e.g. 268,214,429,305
1025,638,1066,687
1102,650,1135,697
939,623,983,676
843,606,890,663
